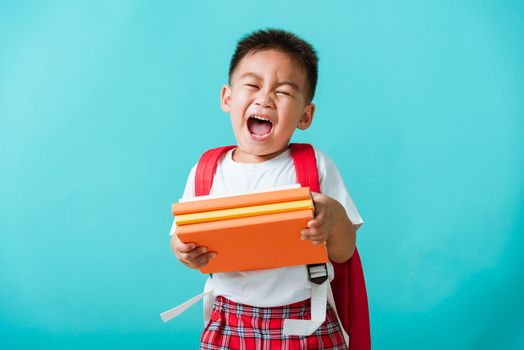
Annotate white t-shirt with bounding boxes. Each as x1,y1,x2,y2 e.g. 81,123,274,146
173,147,363,307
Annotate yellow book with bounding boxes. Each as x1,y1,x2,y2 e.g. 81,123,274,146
175,199,313,225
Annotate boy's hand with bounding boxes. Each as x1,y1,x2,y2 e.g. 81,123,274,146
170,234,216,269
300,192,356,263
300,192,339,245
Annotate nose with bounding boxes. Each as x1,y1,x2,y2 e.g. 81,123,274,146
254,90,275,109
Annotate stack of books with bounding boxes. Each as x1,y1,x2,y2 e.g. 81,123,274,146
173,186,328,273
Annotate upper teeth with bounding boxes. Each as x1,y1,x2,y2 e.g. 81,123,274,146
252,115,271,122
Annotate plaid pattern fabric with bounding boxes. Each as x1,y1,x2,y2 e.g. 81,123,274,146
200,296,347,350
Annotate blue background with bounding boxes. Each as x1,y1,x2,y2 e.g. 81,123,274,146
1,1,523,349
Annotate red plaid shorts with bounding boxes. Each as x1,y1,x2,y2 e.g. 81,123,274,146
200,296,347,350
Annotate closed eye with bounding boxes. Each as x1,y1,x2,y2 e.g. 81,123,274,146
276,91,292,96
245,84,259,89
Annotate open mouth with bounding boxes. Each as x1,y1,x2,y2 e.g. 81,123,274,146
247,115,273,139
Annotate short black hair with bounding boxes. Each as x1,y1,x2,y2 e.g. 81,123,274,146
228,28,319,102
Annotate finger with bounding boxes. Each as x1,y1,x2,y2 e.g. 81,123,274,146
187,246,209,261
301,227,325,242
308,217,326,229
311,235,329,246
307,227,322,237
301,228,319,240
310,211,326,227
307,219,319,228
178,246,207,263
305,228,326,242
172,236,197,253
188,252,217,269
311,239,327,246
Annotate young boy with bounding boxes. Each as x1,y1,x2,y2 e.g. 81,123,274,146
171,28,363,349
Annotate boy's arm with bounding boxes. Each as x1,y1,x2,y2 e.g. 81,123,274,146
300,192,356,263
170,164,217,269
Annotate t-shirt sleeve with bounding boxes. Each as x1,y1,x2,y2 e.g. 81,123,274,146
169,164,197,236
181,164,197,200
316,149,364,231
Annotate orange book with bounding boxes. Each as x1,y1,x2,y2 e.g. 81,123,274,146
172,186,313,215
173,187,328,274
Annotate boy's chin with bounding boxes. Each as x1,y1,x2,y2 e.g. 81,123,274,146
235,142,288,160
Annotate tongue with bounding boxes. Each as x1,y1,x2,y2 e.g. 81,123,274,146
248,118,272,136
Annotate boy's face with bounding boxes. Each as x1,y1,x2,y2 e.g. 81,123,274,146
221,49,315,162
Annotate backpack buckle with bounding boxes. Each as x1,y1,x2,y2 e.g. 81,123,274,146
307,263,328,285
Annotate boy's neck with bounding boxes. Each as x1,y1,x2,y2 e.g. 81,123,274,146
232,146,289,163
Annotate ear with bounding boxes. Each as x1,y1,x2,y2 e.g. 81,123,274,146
297,103,315,130
221,85,231,112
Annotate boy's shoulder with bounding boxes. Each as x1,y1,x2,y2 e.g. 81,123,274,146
311,147,339,173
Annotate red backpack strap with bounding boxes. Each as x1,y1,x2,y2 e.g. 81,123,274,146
195,146,236,196
290,143,371,350
289,143,320,193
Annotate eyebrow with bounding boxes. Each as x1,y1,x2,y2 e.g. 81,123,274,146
239,72,300,91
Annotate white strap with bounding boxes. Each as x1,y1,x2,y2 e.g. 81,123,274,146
327,282,349,347
283,279,328,336
282,275,349,348
160,289,213,323
160,277,215,324
161,279,348,347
